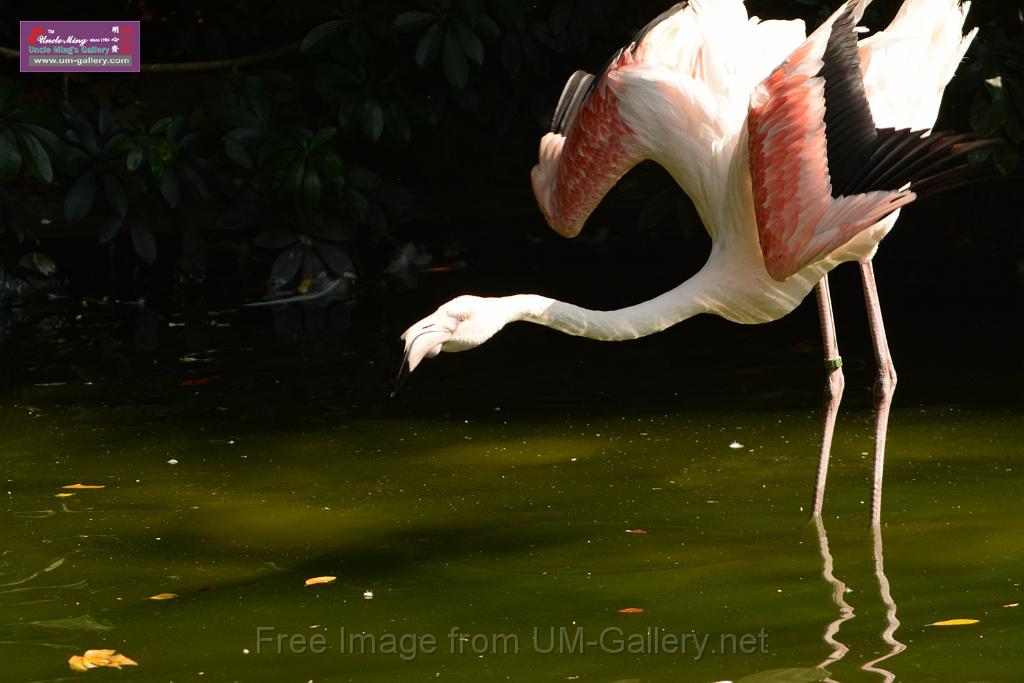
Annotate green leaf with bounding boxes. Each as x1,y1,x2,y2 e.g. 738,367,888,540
285,162,306,196
19,123,63,155
393,11,436,32
224,139,253,169
314,240,353,276
149,117,173,136
1003,77,1024,144
311,218,354,242
131,222,157,265
346,187,369,221
454,21,484,66
18,252,56,276
177,163,209,199
301,246,325,278
415,23,444,69
148,150,167,179
97,215,124,243
361,100,384,142
301,19,347,53
384,102,411,143
492,0,525,29
443,29,469,89
303,168,322,207
970,85,1005,137
0,128,22,181
160,167,181,207
64,170,97,224
312,127,337,147
126,148,144,172
271,243,304,285
476,15,500,38
61,101,98,155
168,115,189,143
323,148,348,184
243,78,271,122
254,228,298,249
18,130,53,184
347,167,380,192
320,150,346,183
102,173,128,216
224,127,264,145
97,99,112,135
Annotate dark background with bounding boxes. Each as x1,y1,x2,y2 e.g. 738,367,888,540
0,0,1020,408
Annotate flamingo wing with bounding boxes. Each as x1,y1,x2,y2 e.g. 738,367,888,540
532,3,688,238
748,1,991,281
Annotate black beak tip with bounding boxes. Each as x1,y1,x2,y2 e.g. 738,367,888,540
391,347,413,398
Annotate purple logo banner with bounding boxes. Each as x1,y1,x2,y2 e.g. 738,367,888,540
20,21,140,73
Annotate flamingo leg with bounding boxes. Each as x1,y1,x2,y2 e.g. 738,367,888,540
812,275,845,517
859,260,897,527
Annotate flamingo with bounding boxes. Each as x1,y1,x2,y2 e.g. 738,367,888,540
400,0,991,526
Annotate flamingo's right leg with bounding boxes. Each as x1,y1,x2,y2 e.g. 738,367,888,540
812,274,845,517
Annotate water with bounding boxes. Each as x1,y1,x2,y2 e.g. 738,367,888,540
0,261,1021,681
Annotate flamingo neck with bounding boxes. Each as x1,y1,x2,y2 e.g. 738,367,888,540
504,272,713,342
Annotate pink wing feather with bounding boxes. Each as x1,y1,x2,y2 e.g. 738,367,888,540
749,0,992,282
748,2,915,281
532,4,688,238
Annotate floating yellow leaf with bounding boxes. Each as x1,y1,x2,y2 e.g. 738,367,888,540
68,649,138,671
297,277,313,294
304,576,336,586
62,484,105,490
927,618,979,626
55,493,75,498
1004,603,1020,608
148,593,178,601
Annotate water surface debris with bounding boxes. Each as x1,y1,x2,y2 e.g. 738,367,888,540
926,618,979,626
67,649,138,671
304,576,337,586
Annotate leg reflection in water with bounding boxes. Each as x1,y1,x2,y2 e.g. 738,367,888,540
814,519,906,682
814,516,854,681
861,524,906,682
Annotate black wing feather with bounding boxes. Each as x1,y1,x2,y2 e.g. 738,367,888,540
550,70,596,135
548,2,688,134
819,4,995,200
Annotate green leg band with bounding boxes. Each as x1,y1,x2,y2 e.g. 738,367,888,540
824,357,843,371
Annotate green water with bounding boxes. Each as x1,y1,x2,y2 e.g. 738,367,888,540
1,291,1021,682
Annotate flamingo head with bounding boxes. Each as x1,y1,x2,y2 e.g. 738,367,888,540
399,296,511,375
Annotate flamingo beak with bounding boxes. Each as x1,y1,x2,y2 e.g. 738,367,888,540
392,318,458,395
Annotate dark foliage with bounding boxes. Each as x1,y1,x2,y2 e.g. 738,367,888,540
0,0,1020,304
